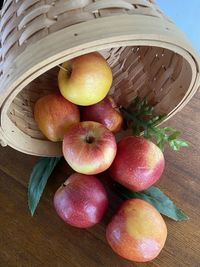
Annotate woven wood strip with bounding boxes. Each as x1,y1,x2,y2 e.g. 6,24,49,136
1,0,13,17
1,15,17,44
18,5,52,30
0,0,166,78
49,10,94,33
17,0,41,17
83,1,135,13
47,0,93,18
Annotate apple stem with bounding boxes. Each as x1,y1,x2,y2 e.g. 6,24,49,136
58,64,72,76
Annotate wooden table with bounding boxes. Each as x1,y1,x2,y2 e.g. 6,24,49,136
0,90,200,267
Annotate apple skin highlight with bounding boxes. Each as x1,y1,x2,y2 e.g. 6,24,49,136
54,173,108,228
58,52,113,106
63,121,117,175
34,93,80,142
106,199,167,262
109,136,165,191
82,96,123,133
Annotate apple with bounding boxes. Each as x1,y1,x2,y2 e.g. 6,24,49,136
81,96,123,133
58,52,113,106
109,136,165,191
54,173,108,228
62,121,117,175
106,199,167,262
34,93,80,142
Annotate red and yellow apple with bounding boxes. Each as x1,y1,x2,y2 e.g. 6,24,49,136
58,52,113,106
109,136,165,191
54,173,108,228
106,199,167,262
62,121,117,175
34,93,80,142
81,96,123,133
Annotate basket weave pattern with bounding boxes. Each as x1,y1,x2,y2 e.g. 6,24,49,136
0,0,199,156
0,0,169,78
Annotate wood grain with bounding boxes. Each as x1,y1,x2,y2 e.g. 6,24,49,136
0,89,200,267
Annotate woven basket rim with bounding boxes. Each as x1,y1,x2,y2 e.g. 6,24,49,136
0,14,199,156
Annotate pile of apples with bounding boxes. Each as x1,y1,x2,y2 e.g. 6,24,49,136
34,52,167,263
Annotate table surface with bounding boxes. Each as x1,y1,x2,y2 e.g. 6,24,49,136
0,88,200,267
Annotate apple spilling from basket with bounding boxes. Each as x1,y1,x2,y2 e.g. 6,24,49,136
30,52,189,263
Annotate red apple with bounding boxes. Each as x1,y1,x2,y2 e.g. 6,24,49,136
106,199,167,262
63,121,117,175
81,96,123,133
58,52,113,106
34,93,80,141
54,173,108,228
109,136,165,191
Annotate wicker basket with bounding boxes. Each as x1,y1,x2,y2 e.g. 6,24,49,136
0,0,199,156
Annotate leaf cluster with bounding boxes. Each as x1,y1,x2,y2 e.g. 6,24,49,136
121,97,189,151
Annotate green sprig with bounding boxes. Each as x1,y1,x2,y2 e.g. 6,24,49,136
121,97,189,151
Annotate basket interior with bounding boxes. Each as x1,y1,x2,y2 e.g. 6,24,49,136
7,45,192,154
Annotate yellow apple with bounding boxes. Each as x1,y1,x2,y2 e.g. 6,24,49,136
58,52,113,106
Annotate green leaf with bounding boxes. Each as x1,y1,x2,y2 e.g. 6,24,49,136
115,184,189,221
28,157,62,216
169,139,189,151
157,140,165,151
167,130,181,140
